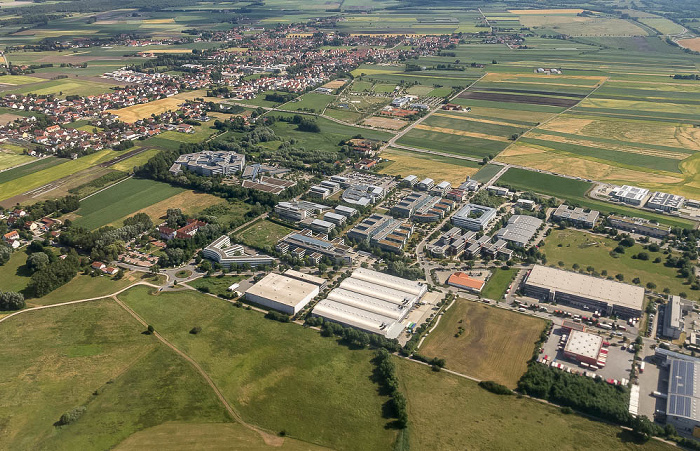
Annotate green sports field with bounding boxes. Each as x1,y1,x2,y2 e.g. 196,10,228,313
71,178,184,230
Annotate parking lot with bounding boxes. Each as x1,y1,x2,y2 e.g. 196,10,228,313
636,347,667,422
539,322,636,383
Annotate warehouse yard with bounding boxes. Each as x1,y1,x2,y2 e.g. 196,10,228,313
419,299,545,388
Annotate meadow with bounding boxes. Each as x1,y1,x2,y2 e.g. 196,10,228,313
397,359,675,451
543,228,696,300
119,286,398,451
0,143,34,170
187,275,247,297
285,92,336,112
71,178,184,230
107,90,207,123
419,300,544,387
0,299,229,450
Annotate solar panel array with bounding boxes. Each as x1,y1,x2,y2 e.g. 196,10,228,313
668,359,697,418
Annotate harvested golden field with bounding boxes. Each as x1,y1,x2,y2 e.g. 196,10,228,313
420,300,546,388
540,115,700,151
0,113,23,125
414,124,510,142
322,79,347,89
579,97,700,116
143,18,175,24
362,116,406,130
107,190,225,227
509,8,584,14
679,37,700,52
379,147,478,186
107,90,207,123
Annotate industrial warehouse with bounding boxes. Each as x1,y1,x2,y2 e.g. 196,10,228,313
312,268,427,339
522,265,644,318
245,272,320,315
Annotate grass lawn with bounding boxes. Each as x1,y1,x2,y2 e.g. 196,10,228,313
323,107,362,123
0,144,34,171
470,163,502,183
111,148,160,172
235,219,295,250
201,200,253,228
397,359,675,451
0,157,63,185
480,268,517,301
119,286,398,451
542,228,695,299
419,300,544,387
114,422,329,450
72,178,184,230
0,249,31,293
188,275,247,297
285,92,335,113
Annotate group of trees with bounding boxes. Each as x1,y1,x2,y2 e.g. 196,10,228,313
309,316,401,352
31,252,80,297
517,363,632,425
373,349,408,429
0,291,25,311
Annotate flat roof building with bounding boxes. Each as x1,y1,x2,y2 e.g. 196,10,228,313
452,203,498,231
202,235,275,269
401,175,418,187
495,215,542,247
563,330,605,366
552,205,599,228
245,273,319,315
522,265,644,318
283,269,327,289
417,178,434,191
347,214,413,253
665,358,700,435
647,191,685,212
662,295,683,340
608,215,671,238
323,212,347,226
334,205,358,218
277,229,354,264
171,150,244,177
312,268,427,339
391,192,438,218
611,185,649,206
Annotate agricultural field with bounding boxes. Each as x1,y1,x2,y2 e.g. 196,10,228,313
507,9,649,37
107,90,208,123
7,78,116,98
70,178,184,230
110,149,161,172
497,168,694,229
0,299,229,450
235,219,295,250
378,147,479,185
419,300,545,387
0,150,119,204
119,286,398,451
397,359,675,451
285,92,335,113
542,228,697,300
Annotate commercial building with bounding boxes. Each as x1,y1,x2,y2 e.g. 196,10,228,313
274,200,330,222
608,215,671,238
334,205,358,218
611,185,649,206
495,215,542,247
277,229,354,264
522,265,644,318
347,214,413,253
427,227,476,257
458,179,480,192
552,205,599,228
401,175,418,187
516,199,536,211
487,186,510,197
323,212,347,226
413,199,455,223
283,269,327,289
451,203,498,231
203,235,275,269
302,218,335,235
661,355,700,435
245,272,319,315
341,184,385,206
447,272,485,293
312,268,427,339
430,181,452,197
391,192,439,218
563,330,605,366
646,191,685,212
242,176,296,195
662,295,683,340
417,178,434,191
170,150,245,176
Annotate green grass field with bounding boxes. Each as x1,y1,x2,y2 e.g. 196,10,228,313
480,268,517,301
0,250,31,293
397,359,675,451
119,286,398,451
285,92,335,112
187,275,247,297
396,128,509,159
419,300,544,387
0,157,64,184
543,228,696,300
235,219,295,250
72,178,184,230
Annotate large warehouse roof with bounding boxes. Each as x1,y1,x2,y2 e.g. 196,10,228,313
245,273,318,308
312,268,427,338
564,330,603,361
667,358,700,421
525,265,644,312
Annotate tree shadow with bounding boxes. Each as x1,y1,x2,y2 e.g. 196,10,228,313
617,430,647,445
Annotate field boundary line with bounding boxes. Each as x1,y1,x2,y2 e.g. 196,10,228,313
112,296,286,447
79,174,134,201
